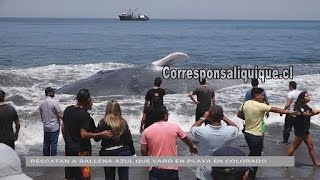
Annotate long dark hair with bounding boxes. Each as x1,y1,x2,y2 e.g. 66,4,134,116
294,91,308,112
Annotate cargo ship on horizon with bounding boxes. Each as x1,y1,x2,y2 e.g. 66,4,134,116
119,9,149,21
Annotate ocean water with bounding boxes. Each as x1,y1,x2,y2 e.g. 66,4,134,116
1,18,320,149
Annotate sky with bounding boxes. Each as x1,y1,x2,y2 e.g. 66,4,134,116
0,0,320,20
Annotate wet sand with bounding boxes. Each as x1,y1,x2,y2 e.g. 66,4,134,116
21,124,320,180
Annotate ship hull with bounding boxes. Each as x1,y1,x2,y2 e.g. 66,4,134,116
119,15,149,21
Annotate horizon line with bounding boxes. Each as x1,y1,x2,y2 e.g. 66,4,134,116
1,16,320,21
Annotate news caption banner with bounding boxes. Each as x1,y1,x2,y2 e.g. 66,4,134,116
26,156,294,167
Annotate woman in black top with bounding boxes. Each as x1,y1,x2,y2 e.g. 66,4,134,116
287,91,320,166
96,99,135,180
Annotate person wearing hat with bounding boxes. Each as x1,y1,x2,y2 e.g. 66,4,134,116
0,143,32,179
39,87,63,156
211,146,250,180
0,90,20,150
191,105,238,180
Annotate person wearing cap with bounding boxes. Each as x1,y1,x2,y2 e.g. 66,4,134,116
211,146,250,180
62,89,113,180
39,87,63,156
0,90,20,150
0,143,32,179
191,105,238,180
189,78,215,122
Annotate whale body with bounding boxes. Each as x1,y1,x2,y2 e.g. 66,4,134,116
56,52,192,96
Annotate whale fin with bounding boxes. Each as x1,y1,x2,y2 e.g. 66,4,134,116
152,52,190,67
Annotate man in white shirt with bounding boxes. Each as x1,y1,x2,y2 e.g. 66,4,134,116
282,81,301,144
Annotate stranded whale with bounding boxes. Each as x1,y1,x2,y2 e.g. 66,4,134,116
56,52,192,96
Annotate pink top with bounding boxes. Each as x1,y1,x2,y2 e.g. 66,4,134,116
140,121,188,170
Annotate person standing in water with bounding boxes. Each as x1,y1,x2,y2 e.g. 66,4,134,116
39,87,63,156
140,96,167,133
144,77,166,109
189,78,215,122
282,81,300,144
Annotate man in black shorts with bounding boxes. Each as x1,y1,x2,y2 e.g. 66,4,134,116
189,78,215,122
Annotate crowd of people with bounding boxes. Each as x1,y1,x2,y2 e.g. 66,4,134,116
1,77,320,180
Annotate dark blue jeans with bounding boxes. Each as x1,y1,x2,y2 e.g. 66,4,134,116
149,168,179,180
244,132,263,180
103,167,128,180
99,146,131,180
43,129,59,156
